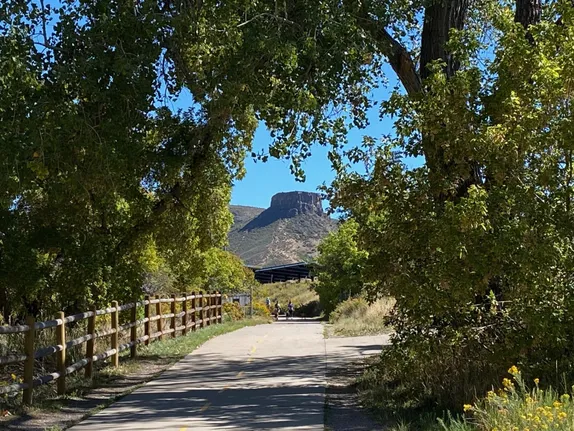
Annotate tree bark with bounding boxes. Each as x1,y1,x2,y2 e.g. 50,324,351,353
515,0,542,29
420,0,470,80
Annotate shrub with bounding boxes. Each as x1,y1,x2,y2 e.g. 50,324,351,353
223,302,244,321
444,366,574,430
330,297,369,323
329,297,394,336
252,301,270,317
296,300,323,318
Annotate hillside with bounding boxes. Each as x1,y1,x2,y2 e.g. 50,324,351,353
228,192,338,267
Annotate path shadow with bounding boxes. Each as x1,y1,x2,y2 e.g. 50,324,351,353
71,348,327,430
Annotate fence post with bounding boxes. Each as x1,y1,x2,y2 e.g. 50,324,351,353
156,295,163,341
56,311,66,396
218,292,222,323
200,292,205,329
191,291,196,332
171,294,177,338
211,292,215,324
210,292,215,325
86,305,96,378
144,295,150,346
250,284,254,318
111,301,119,367
203,292,209,328
23,315,35,405
205,291,211,326
130,303,137,359
182,294,188,336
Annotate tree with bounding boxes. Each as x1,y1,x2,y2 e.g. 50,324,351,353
0,0,248,318
0,0,388,318
0,0,379,319
326,0,574,406
314,219,369,316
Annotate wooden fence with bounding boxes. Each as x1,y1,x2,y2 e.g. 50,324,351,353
0,291,222,405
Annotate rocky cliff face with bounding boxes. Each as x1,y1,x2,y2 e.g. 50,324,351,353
241,191,325,231
228,191,337,267
270,191,324,217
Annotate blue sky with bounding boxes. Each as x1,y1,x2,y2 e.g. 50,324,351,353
231,65,403,209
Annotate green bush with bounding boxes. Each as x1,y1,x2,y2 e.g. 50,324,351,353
223,302,244,321
296,300,323,318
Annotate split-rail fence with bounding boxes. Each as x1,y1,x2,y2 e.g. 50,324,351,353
0,291,222,405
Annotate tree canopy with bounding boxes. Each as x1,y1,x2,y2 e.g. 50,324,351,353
3,0,574,409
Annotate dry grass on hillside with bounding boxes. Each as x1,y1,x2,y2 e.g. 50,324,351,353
328,297,395,337
253,280,318,308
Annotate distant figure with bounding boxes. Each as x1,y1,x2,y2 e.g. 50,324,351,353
287,300,294,319
274,301,281,320
266,297,271,308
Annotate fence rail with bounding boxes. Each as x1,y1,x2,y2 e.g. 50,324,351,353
0,291,223,405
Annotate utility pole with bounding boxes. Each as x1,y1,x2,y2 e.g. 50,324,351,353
250,283,254,317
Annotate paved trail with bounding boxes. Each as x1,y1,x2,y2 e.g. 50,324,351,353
69,320,388,431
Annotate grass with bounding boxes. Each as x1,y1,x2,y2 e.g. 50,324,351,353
253,280,318,309
356,354,448,431
357,357,574,431
327,297,395,337
442,367,574,431
137,319,266,359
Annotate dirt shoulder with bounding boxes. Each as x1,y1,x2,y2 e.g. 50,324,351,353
324,332,390,431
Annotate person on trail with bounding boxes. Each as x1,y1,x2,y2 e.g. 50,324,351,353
274,301,280,319
266,297,271,309
287,300,294,318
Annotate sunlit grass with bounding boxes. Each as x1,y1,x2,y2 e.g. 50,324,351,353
328,297,395,337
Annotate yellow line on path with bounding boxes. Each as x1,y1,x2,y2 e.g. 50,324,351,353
179,427,187,431
237,371,244,378
200,402,211,412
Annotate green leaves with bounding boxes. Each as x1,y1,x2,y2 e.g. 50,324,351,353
314,219,370,316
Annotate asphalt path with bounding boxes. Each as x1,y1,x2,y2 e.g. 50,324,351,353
69,319,388,431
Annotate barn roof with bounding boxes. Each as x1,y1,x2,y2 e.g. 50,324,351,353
250,262,313,284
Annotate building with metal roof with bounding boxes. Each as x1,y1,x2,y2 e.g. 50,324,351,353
249,262,313,284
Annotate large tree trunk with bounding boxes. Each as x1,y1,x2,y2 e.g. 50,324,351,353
358,0,542,200
420,0,470,80
419,0,471,201
515,0,542,30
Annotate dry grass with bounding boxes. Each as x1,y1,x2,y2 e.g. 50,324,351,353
328,297,395,337
253,280,318,309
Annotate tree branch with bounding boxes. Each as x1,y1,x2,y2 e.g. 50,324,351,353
237,13,300,29
355,16,421,96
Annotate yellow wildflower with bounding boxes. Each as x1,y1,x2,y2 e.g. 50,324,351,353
508,365,520,376
463,404,473,412
534,378,540,385
502,378,515,390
